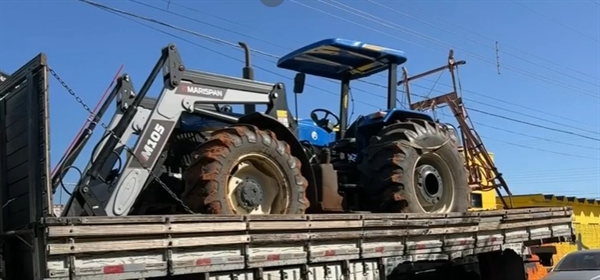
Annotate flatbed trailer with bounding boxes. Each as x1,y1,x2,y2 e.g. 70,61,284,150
0,53,575,280
43,207,573,280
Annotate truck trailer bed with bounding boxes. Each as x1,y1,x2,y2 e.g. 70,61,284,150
44,207,574,279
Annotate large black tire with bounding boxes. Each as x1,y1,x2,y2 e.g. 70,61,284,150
182,124,309,214
358,119,469,213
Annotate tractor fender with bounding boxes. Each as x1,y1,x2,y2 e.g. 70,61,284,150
238,112,319,207
382,109,434,124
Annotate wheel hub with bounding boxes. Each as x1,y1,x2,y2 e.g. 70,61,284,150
416,165,444,204
235,178,264,210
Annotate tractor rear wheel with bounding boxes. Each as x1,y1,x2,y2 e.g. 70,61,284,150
358,119,469,213
182,124,309,214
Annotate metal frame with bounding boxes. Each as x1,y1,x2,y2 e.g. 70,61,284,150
337,62,399,140
398,50,513,208
338,76,350,139
0,53,51,280
51,75,135,194
60,75,143,216
64,44,297,216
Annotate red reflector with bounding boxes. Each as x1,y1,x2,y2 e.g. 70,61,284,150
375,247,384,253
103,265,125,274
416,244,426,249
460,240,468,245
325,250,336,256
490,237,497,242
196,258,211,266
267,254,281,261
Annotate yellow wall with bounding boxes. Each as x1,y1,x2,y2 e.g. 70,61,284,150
473,189,497,210
496,194,600,224
496,194,600,280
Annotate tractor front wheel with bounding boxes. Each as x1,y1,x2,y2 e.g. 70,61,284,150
182,124,309,214
358,119,469,213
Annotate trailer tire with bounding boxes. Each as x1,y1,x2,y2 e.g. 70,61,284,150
182,124,309,214
358,119,469,213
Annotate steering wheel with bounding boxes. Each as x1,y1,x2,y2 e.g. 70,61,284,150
310,109,340,132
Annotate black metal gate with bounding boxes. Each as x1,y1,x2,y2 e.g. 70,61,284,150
0,54,51,280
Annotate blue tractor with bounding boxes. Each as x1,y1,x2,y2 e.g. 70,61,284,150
51,40,471,217
274,38,470,214
166,39,469,215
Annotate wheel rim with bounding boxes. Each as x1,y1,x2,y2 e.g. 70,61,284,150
226,153,289,214
413,153,455,213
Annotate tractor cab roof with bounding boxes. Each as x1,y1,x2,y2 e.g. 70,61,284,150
277,38,407,81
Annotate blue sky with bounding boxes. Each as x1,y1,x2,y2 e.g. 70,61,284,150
1,0,599,204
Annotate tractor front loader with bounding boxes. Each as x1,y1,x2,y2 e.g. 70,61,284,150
55,44,315,217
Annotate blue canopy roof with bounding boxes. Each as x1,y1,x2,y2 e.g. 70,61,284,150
277,38,408,80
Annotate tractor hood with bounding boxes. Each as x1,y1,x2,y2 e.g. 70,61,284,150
180,113,334,147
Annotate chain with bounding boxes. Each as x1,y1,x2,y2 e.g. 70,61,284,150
48,68,195,214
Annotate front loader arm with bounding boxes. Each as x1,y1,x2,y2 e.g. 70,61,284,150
71,44,297,216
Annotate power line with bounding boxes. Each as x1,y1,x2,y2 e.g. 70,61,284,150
160,0,254,30
80,0,281,59
406,82,600,135
508,167,600,176
370,0,600,82
160,0,309,46
510,177,600,184
419,78,599,128
468,108,600,142
509,174,600,181
360,79,600,143
481,136,599,160
475,122,600,150
330,0,600,98
354,78,600,146
365,0,600,88
509,0,599,43
491,136,594,151
297,0,599,100
129,0,292,51
434,110,600,160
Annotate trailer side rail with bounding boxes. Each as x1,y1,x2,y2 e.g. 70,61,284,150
44,207,574,279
